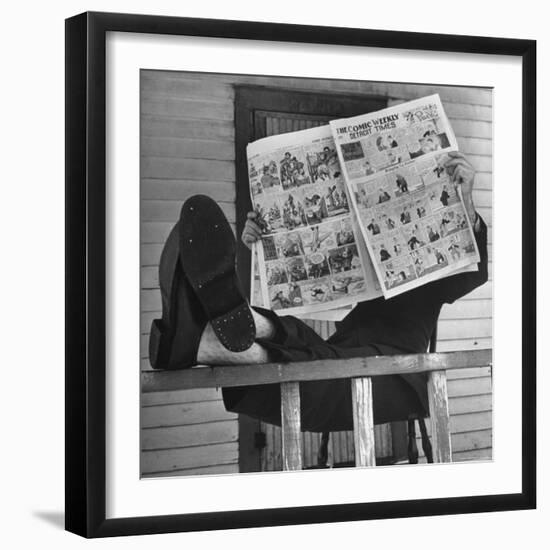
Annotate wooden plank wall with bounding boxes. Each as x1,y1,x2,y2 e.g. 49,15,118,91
384,98,493,462
140,70,492,476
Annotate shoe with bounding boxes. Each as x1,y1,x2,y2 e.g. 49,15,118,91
179,195,256,352
149,222,208,369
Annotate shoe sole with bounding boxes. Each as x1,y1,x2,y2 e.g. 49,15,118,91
179,195,256,353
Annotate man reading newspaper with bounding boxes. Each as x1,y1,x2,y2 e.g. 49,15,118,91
150,151,487,431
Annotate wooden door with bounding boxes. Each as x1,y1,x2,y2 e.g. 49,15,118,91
234,87,397,471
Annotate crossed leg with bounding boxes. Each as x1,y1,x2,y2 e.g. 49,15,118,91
193,302,429,431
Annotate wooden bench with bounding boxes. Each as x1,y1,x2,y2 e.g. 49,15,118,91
142,349,492,471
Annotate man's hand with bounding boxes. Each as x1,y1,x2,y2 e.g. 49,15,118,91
441,151,477,226
241,211,262,250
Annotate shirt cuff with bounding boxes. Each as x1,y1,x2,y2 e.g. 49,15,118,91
473,212,481,233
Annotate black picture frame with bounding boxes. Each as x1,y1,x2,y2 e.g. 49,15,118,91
65,11,536,538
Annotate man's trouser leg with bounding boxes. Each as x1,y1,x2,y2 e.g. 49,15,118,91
222,309,426,432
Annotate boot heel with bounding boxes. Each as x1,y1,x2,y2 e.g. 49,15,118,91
149,319,168,370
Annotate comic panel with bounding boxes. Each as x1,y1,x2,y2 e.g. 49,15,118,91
453,207,470,232
371,229,407,264
331,268,367,298
362,208,383,238
278,147,311,190
252,155,283,194
373,130,403,152
305,142,342,183
302,184,329,225
354,180,374,210
261,236,279,261
274,231,305,258
248,158,264,198
340,141,365,163
327,244,362,273
411,192,432,221
299,277,333,306
279,188,308,230
269,282,304,310
401,222,429,252
372,177,393,206
304,250,331,279
411,242,449,276
410,248,424,277
362,205,397,238
382,256,417,291
407,128,451,160
334,217,356,246
426,181,460,212
299,223,337,254
438,205,468,238
394,198,415,227
371,238,394,265
265,259,289,286
421,215,444,244
353,174,392,214
320,179,350,217
285,256,308,283
386,229,408,258
401,104,452,159
253,194,285,234
445,234,465,264
457,230,478,258
416,155,449,187
445,229,478,264
357,132,408,173
339,140,383,181
386,164,424,199
378,207,399,233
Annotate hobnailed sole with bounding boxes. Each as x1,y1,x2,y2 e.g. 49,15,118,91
179,195,256,353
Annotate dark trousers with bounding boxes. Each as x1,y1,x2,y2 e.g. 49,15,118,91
222,309,427,433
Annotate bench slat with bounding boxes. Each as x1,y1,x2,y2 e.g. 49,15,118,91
281,382,302,471
351,378,376,467
142,350,492,393
428,371,452,462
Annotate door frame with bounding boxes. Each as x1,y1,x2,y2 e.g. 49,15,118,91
234,85,389,472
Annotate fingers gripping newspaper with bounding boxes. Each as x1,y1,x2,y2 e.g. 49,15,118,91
247,125,382,318
330,94,480,298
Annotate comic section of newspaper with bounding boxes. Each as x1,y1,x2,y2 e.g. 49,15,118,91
247,125,382,317
330,94,480,299
249,245,357,322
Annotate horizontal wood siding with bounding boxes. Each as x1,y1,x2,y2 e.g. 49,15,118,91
387,92,493,463
140,71,241,477
438,94,493,460
141,70,492,475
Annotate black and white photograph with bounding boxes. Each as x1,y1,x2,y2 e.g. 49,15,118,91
141,69,495,477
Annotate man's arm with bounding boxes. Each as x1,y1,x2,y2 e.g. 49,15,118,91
431,215,489,305
429,152,489,304
444,151,477,225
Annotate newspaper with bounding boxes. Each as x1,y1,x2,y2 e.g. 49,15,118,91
247,125,382,317
330,94,480,298
250,246,356,321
